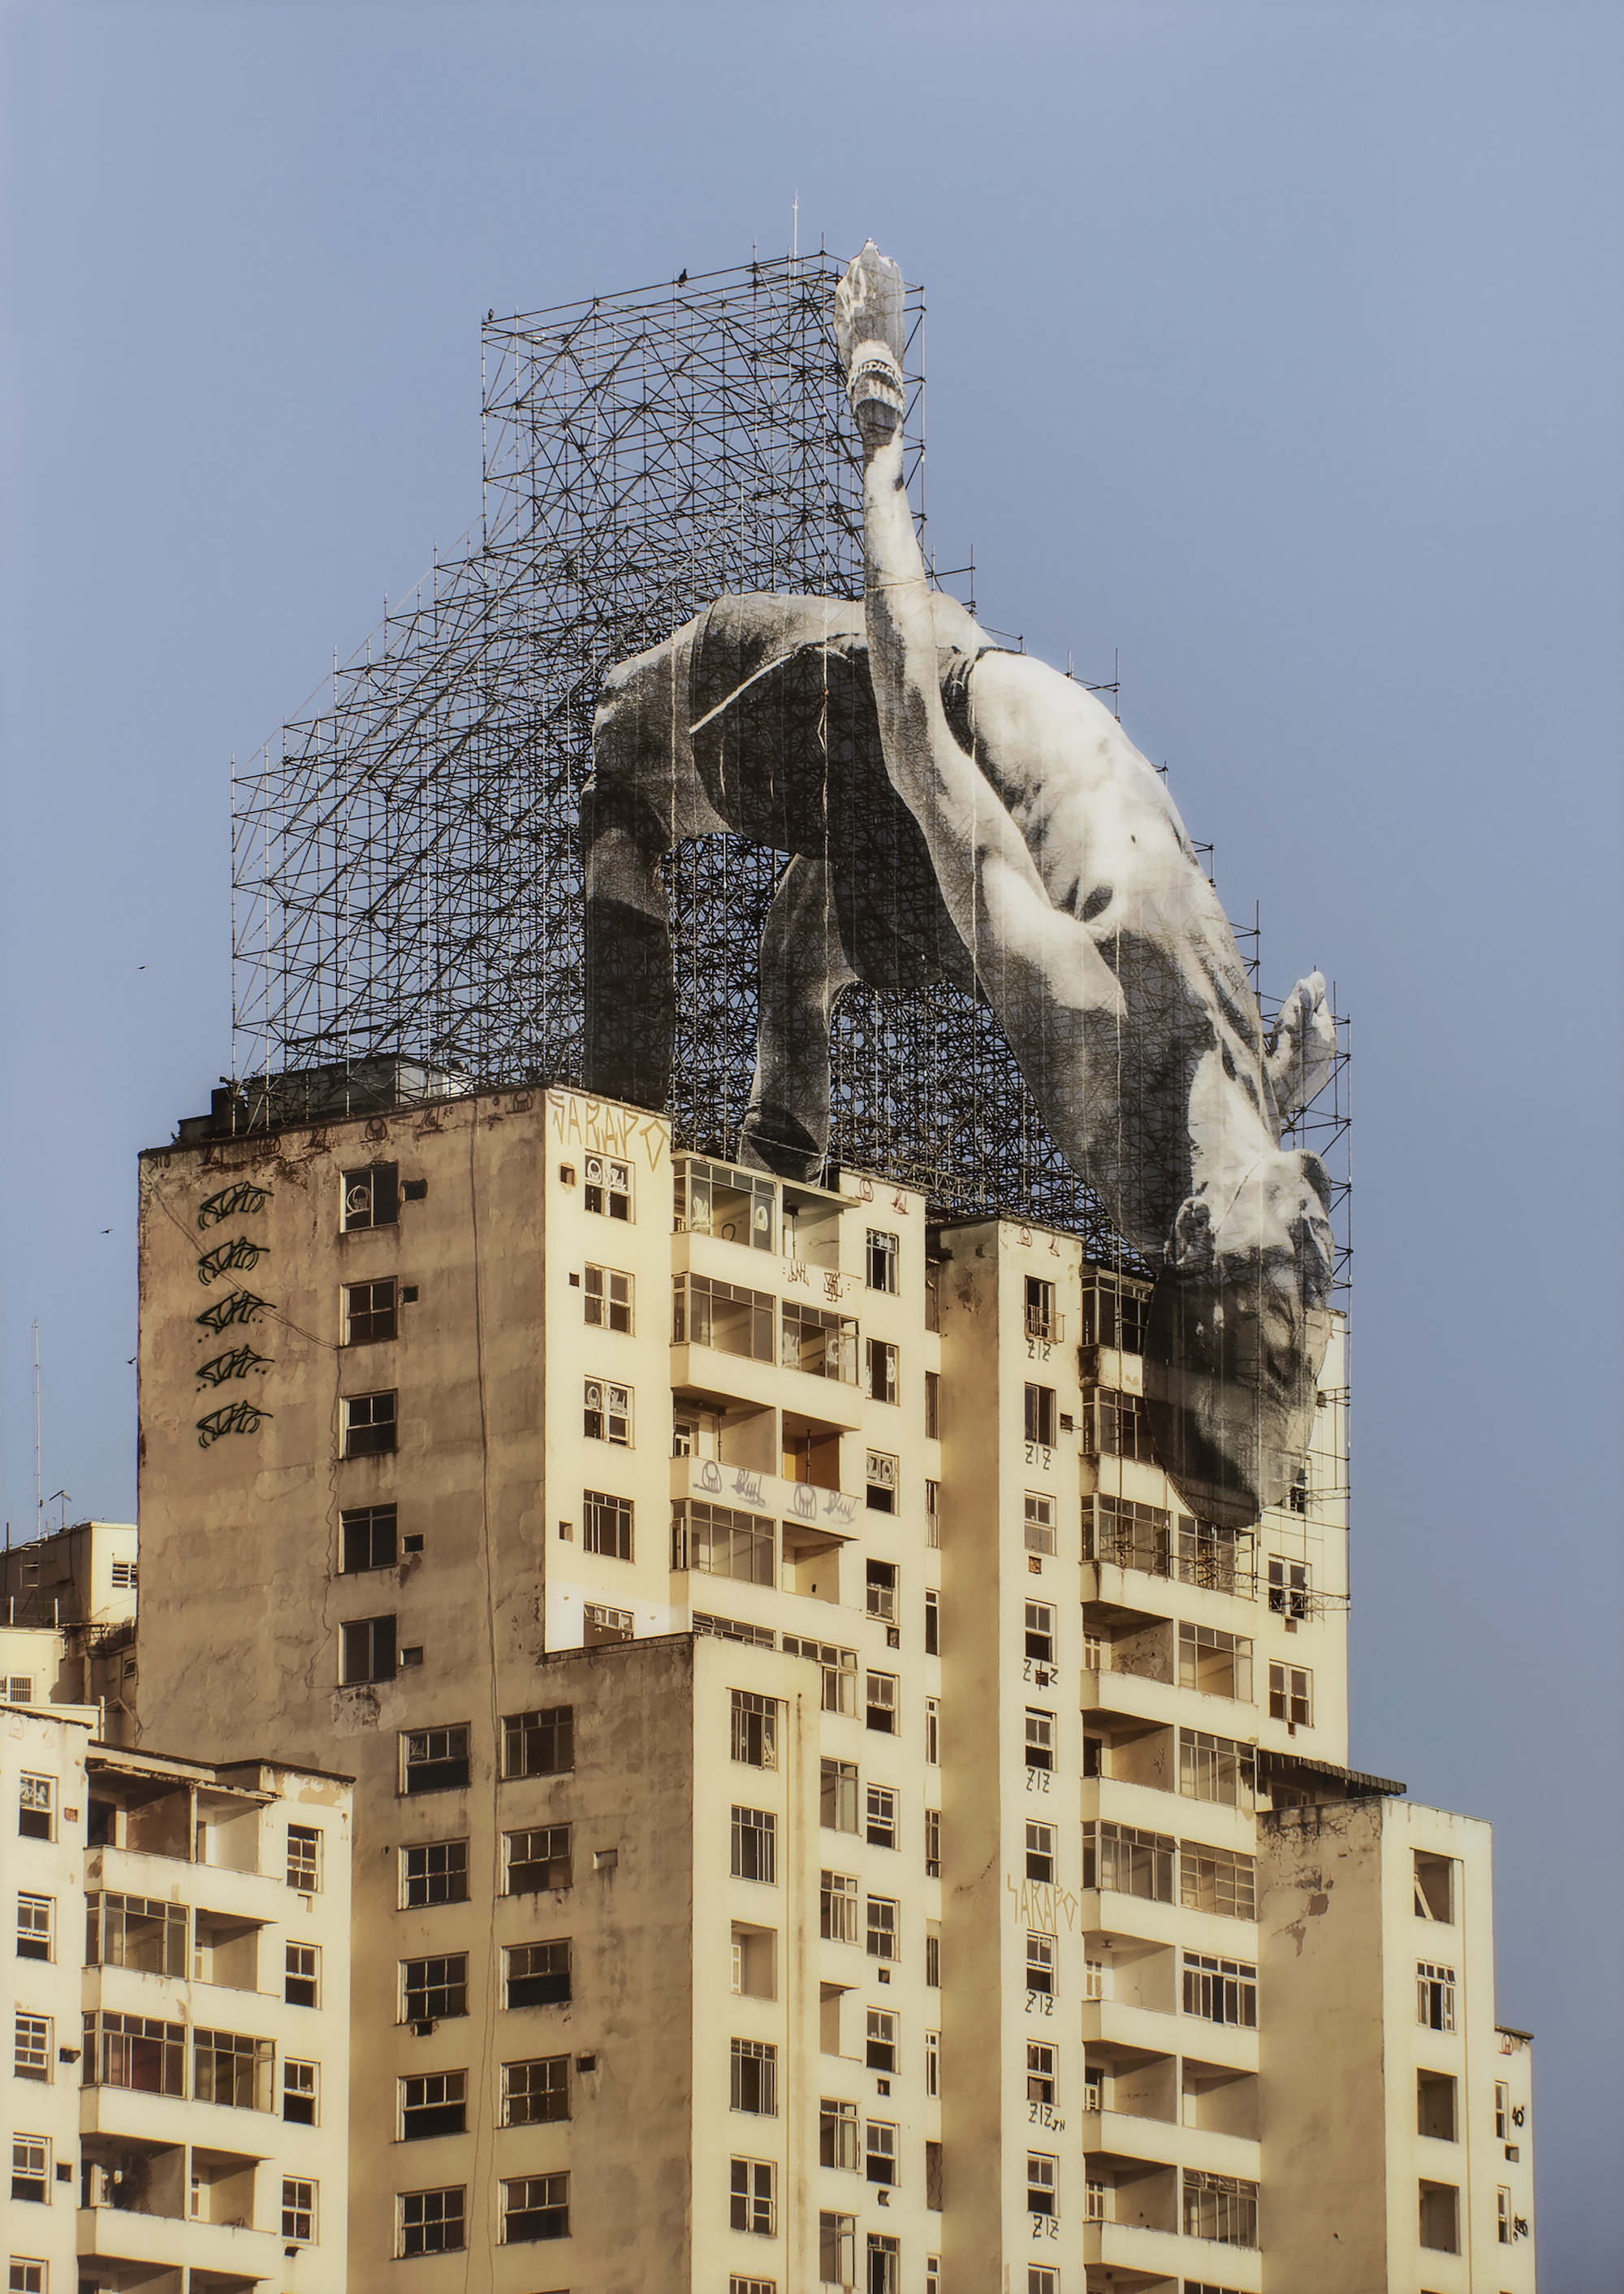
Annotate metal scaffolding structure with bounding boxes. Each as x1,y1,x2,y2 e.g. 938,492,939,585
230,250,1347,1278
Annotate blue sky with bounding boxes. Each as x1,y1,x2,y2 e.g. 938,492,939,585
2,2,1620,2278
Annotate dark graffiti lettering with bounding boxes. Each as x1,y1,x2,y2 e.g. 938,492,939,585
195,1290,273,1334
196,1401,272,1448
196,1236,269,1285
197,1346,273,1388
197,1182,272,1229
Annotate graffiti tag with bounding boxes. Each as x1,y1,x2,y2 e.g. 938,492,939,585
197,1182,271,1229
196,1401,272,1449
197,1346,273,1389
195,1290,273,1335
197,1236,269,1285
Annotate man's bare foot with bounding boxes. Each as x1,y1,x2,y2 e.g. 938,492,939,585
836,240,905,438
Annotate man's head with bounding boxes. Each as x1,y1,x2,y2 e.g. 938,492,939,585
1144,1148,1335,1530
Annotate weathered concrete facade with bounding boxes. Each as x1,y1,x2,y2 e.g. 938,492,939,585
127,1080,1535,2290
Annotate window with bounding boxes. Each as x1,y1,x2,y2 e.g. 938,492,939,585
1024,1492,1056,1553
285,1825,322,1892
582,1488,633,1560
1026,1931,1056,1996
1179,1841,1257,1920
502,2054,569,2125
344,1277,397,1344
84,2011,184,2093
780,1297,858,1383
821,1870,860,1944
1419,2179,1459,2253
925,1478,940,1546
6,1677,33,1704
1024,1275,1059,1341
1183,1952,1258,2026
1267,1556,1310,1618
341,1614,396,1684
402,1841,468,1907
503,1704,574,1778
673,1500,775,1583
821,1760,859,1834
1084,1957,1105,2001
675,1158,774,1246
1415,1851,1456,1923
583,1264,633,1332
506,1940,570,2009
866,1339,899,1406
821,2096,861,2170
399,2186,464,2257
110,1557,137,1588
1026,1822,1056,1883
17,1776,53,1842
1024,1384,1056,1448
338,1500,399,1575
343,1389,397,1458
865,1557,897,1620
1085,1821,1177,1903
15,1896,52,1961
11,2137,49,2205
924,1588,939,1653
1493,2080,1510,2140
866,1229,900,1292
343,1163,399,1230
866,1672,897,1734
1026,1709,1055,1771
285,1942,320,2007
1418,1962,1457,2033
1183,2170,1258,2245
1028,2272,1059,2294
402,1955,469,2023
820,2213,857,2289
730,2278,777,2294
284,2059,318,2124
731,2155,777,2234
193,2028,274,2110
504,1825,572,1894
866,1895,898,1961
925,2026,941,2093
8,2262,46,2292
1024,1601,1055,1662
1027,2040,1056,2105
1082,1385,1154,1461
866,2008,897,2072
1027,2152,1057,2217
1179,1623,1253,1702
584,1152,632,1217
866,2120,898,2187
584,1376,633,1445
924,1370,940,1438
1178,1516,1254,1594
869,2234,901,2294
274,2174,317,2244
731,1690,780,1769
13,2015,50,2082
676,1272,775,1360
925,1697,939,1765
781,1638,857,1715
925,1809,942,1880
865,1449,897,1513
1086,1493,1171,1576
1418,2068,1458,2141
863,1786,898,1850
1268,1661,1312,1728
732,1806,778,1885
1179,1730,1258,1811
731,2037,778,2114
403,1724,470,1794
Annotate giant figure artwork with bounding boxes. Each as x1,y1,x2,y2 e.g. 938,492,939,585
581,243,1336,1530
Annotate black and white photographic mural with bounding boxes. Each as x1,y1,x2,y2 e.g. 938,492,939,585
582,244,1337,1531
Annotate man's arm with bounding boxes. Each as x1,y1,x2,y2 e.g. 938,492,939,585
836,244,1123,1027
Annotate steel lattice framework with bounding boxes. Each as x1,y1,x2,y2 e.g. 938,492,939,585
230,252,1346,1269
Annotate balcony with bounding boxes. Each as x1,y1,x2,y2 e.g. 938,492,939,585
1081,2218,1262,2292
669,1453,861,1537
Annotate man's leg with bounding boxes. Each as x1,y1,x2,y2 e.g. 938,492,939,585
738,858,857,1182
581,621,723,1108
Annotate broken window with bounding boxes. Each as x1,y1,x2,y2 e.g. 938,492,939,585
342,1389,396,1458
504,1826,572,1894
403,1724,470,1794
1024,1384,1057,1448
1025,1276,1059,1341
1081,1272,1151,1354
583,1264,633,1332
1419,2179,1459,2253
676,1158,772,1247
821,2097,861,2170
925,1369,940,1438
866,1229,900,1293
401,2071,467,2141
342,1164,398,1231
340,1503,397,1573
821,1759,859,1834
730,1689,779,1769
1418,1962,1457,2033
502,2171,569,2244
1026,2041,1056,2105
583,1378,632,1445
866,1559,897,1621
1414,1851,1455,1923
340,1614,395,1685
1418,2068,1458,2141
504,1940,569,2010
730,1806,777,1885
866,1338,899,1405
583,1155,632,1219
1087,1494,1171,1577
502,2055,569,2127
784,1638,857,1715
780,1297,858,1383
1267,1556,1310,1617
730,2038,778,2115
1179,1622,1253,1702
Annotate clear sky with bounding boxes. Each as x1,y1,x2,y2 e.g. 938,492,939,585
2,1,1619,2278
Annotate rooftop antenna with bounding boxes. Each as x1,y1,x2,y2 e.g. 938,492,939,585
792,192,798,259
32,1320,41,1536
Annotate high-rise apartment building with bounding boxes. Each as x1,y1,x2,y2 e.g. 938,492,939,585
128,1078,1535,2291
2,1702,352,2294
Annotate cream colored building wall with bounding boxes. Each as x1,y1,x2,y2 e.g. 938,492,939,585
1259,1794,1535,2292
3,1707,93,2294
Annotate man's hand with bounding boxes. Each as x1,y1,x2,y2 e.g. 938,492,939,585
836,240,906,443
1266,972,1337,1120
